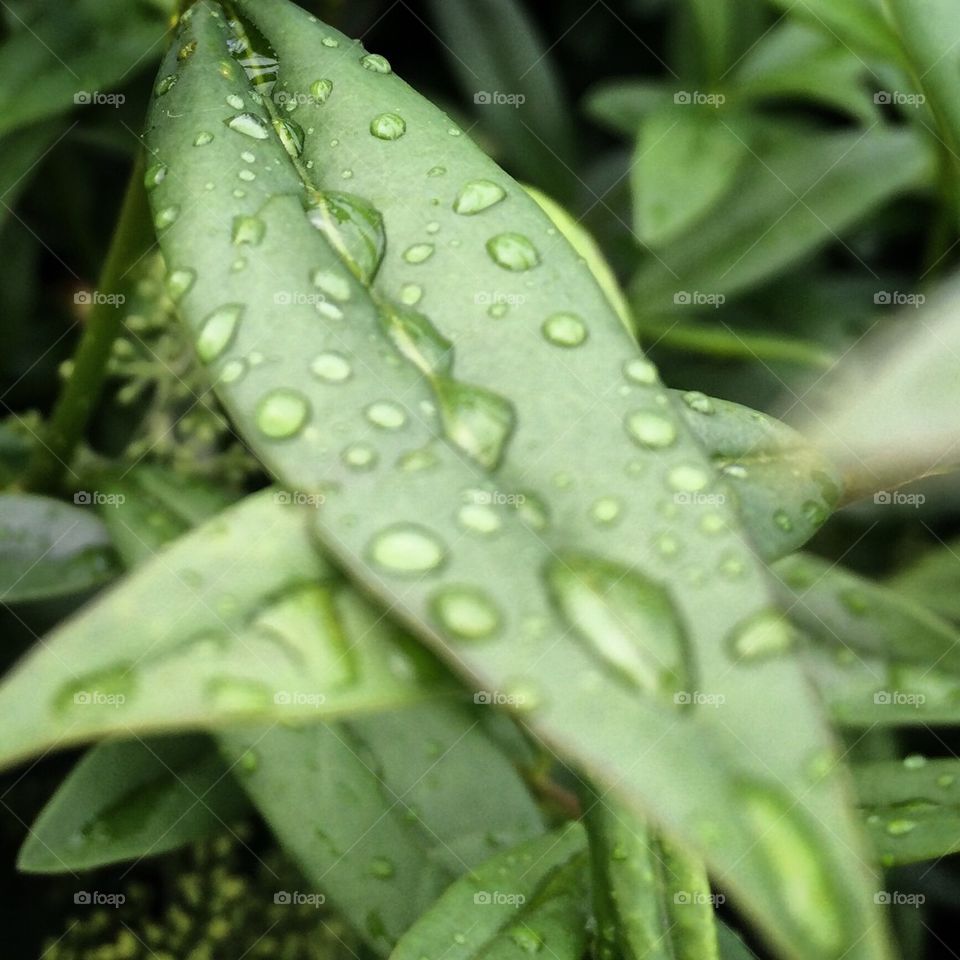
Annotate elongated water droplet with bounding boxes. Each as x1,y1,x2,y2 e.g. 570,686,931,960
624,358,658,385
154,206,180,230
311,352,352,383
486,233,540,271
193,131,213,146
178,40,197,61
311,269,351,302
155,75,178,96
342,444,378,471
885,819,917,836
369,525,446,575
380,305,453,376
366,401,407,430
728,609,795,662
548,554,690,696
370,113,406,140
403,243,435,264
360,53,392,73
434,376,515,470
400,283,423,306
144,162,167,190
683,391,715,415
668,465,709,493
311,79,334,103
370,856,395,878
272,117,305,158
232,215,266,246
255,389,310,439
226,113,270,140
197,305,243,363
226,93,245,109
626,411,677,449
543,313,588,348
457,502,501,536
430,585,502,640
454,179,506,215
166,268,196,302
305,192,386,284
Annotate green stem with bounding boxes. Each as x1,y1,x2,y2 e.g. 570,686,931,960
23,154,154,494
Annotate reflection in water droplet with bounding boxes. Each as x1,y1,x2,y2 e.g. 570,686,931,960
311,79,334,103
226,113,271,140
144,162,167,190
155,75,178,96
272,117,306,158
369,525,446,575
226,93,245,110
430,585,502,640
255,390,310,439
305,192,386,284
454,180,507,215
360,53,392,73
380,304,453,376
370,113,407,140
434,377,515,470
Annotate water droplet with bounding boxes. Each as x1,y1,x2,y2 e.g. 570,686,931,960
144,162,167,190
311,79,334,103
403,243,435,264
719,552,746,579
342,444,378,471
457,503,501,536
193,131,214,147
321,36,340,48
903,754,926,770
590,497,622,526
400,283,423,306
802,500,827,526
773,510,794,533
682,391,715,415
232,215,266,246
517,492,549,531
196,305,243,363
380,304,453,376
700,513,727,535
509,927,544,954
428,165,446,177
548,554,690,696
273,117,305,158
255,389,310,439
840,589,869,617
369,525,446,575
154,206,180,230
226,93,245,109
434,377,515,470
398,445,439,472
937,774,955,788
624,358,658,385
626,411,677,449
237,169,256,182
430,585,502,640
369,857,395,879
311,352,352,383
885,819,917,836
166,268,195,302
542,313,588,348
155,75,178,96
206,677,272,712
311,269,351,302
370,112,407,140
360,53,392,73
488,302,509,319
366,401,407,430
728,610,795,662
226,113,270,140
177,40,197,61
454,180,506,215
306,192,386,284
486,233,540,271
55,666,135,714
668,466,709,493
220,359,246,384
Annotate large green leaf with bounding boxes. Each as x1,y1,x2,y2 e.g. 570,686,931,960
584,81,673,138
0,493,120,603
889,540,960,624
390,823,589,960
142,5,889,957
18,735,248,873
631,125,933,312
855,758,960,866
0,490,440,768
219,702,546,953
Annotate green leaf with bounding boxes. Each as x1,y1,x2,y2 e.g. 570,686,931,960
583,784,719,960
682,0,738,84
775,553,960,674
219,702,546,953
631,125,933,311
18,735,248,874
0,490,440,768
0,493,119,603
765,0,901,63
424,0,576,199
144,6,890,957
889,541,960,623
0,0,167,138
677,394,841,560
584,80,673,137
390,823,589,960
855,758,960,866
633,106,751,247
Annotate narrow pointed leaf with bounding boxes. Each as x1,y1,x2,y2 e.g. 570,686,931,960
18,735,248,874
889,541,960,624
143,6,889,957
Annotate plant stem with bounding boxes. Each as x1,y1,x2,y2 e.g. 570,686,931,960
23,154,154,494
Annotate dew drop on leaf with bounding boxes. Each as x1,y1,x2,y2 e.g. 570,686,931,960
403,243,435,264
368,524,446,575
193,131,214,146
457,502,501,536
305,192,386,284
370,113,407,140
231,215,266,246
155,75,178,97
727,610,795,662
144,162,167,190
311,269,351,302
360,53,392,73
272,117,306,158
625,411,677,450
486,233,540,271
206,677,272,712
430,585,502,640
453,179,507,215
682,391,715,415
433,377,516,470
154,206,180,230
311,352,352,383
311,79,334,103
225,113,270,140
542,313,588,348
255,389,310,439
342,444,378,471
165,268,196,302
196,304,243,363
668,465,709,492
623,357,658,386
365,401,407,430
